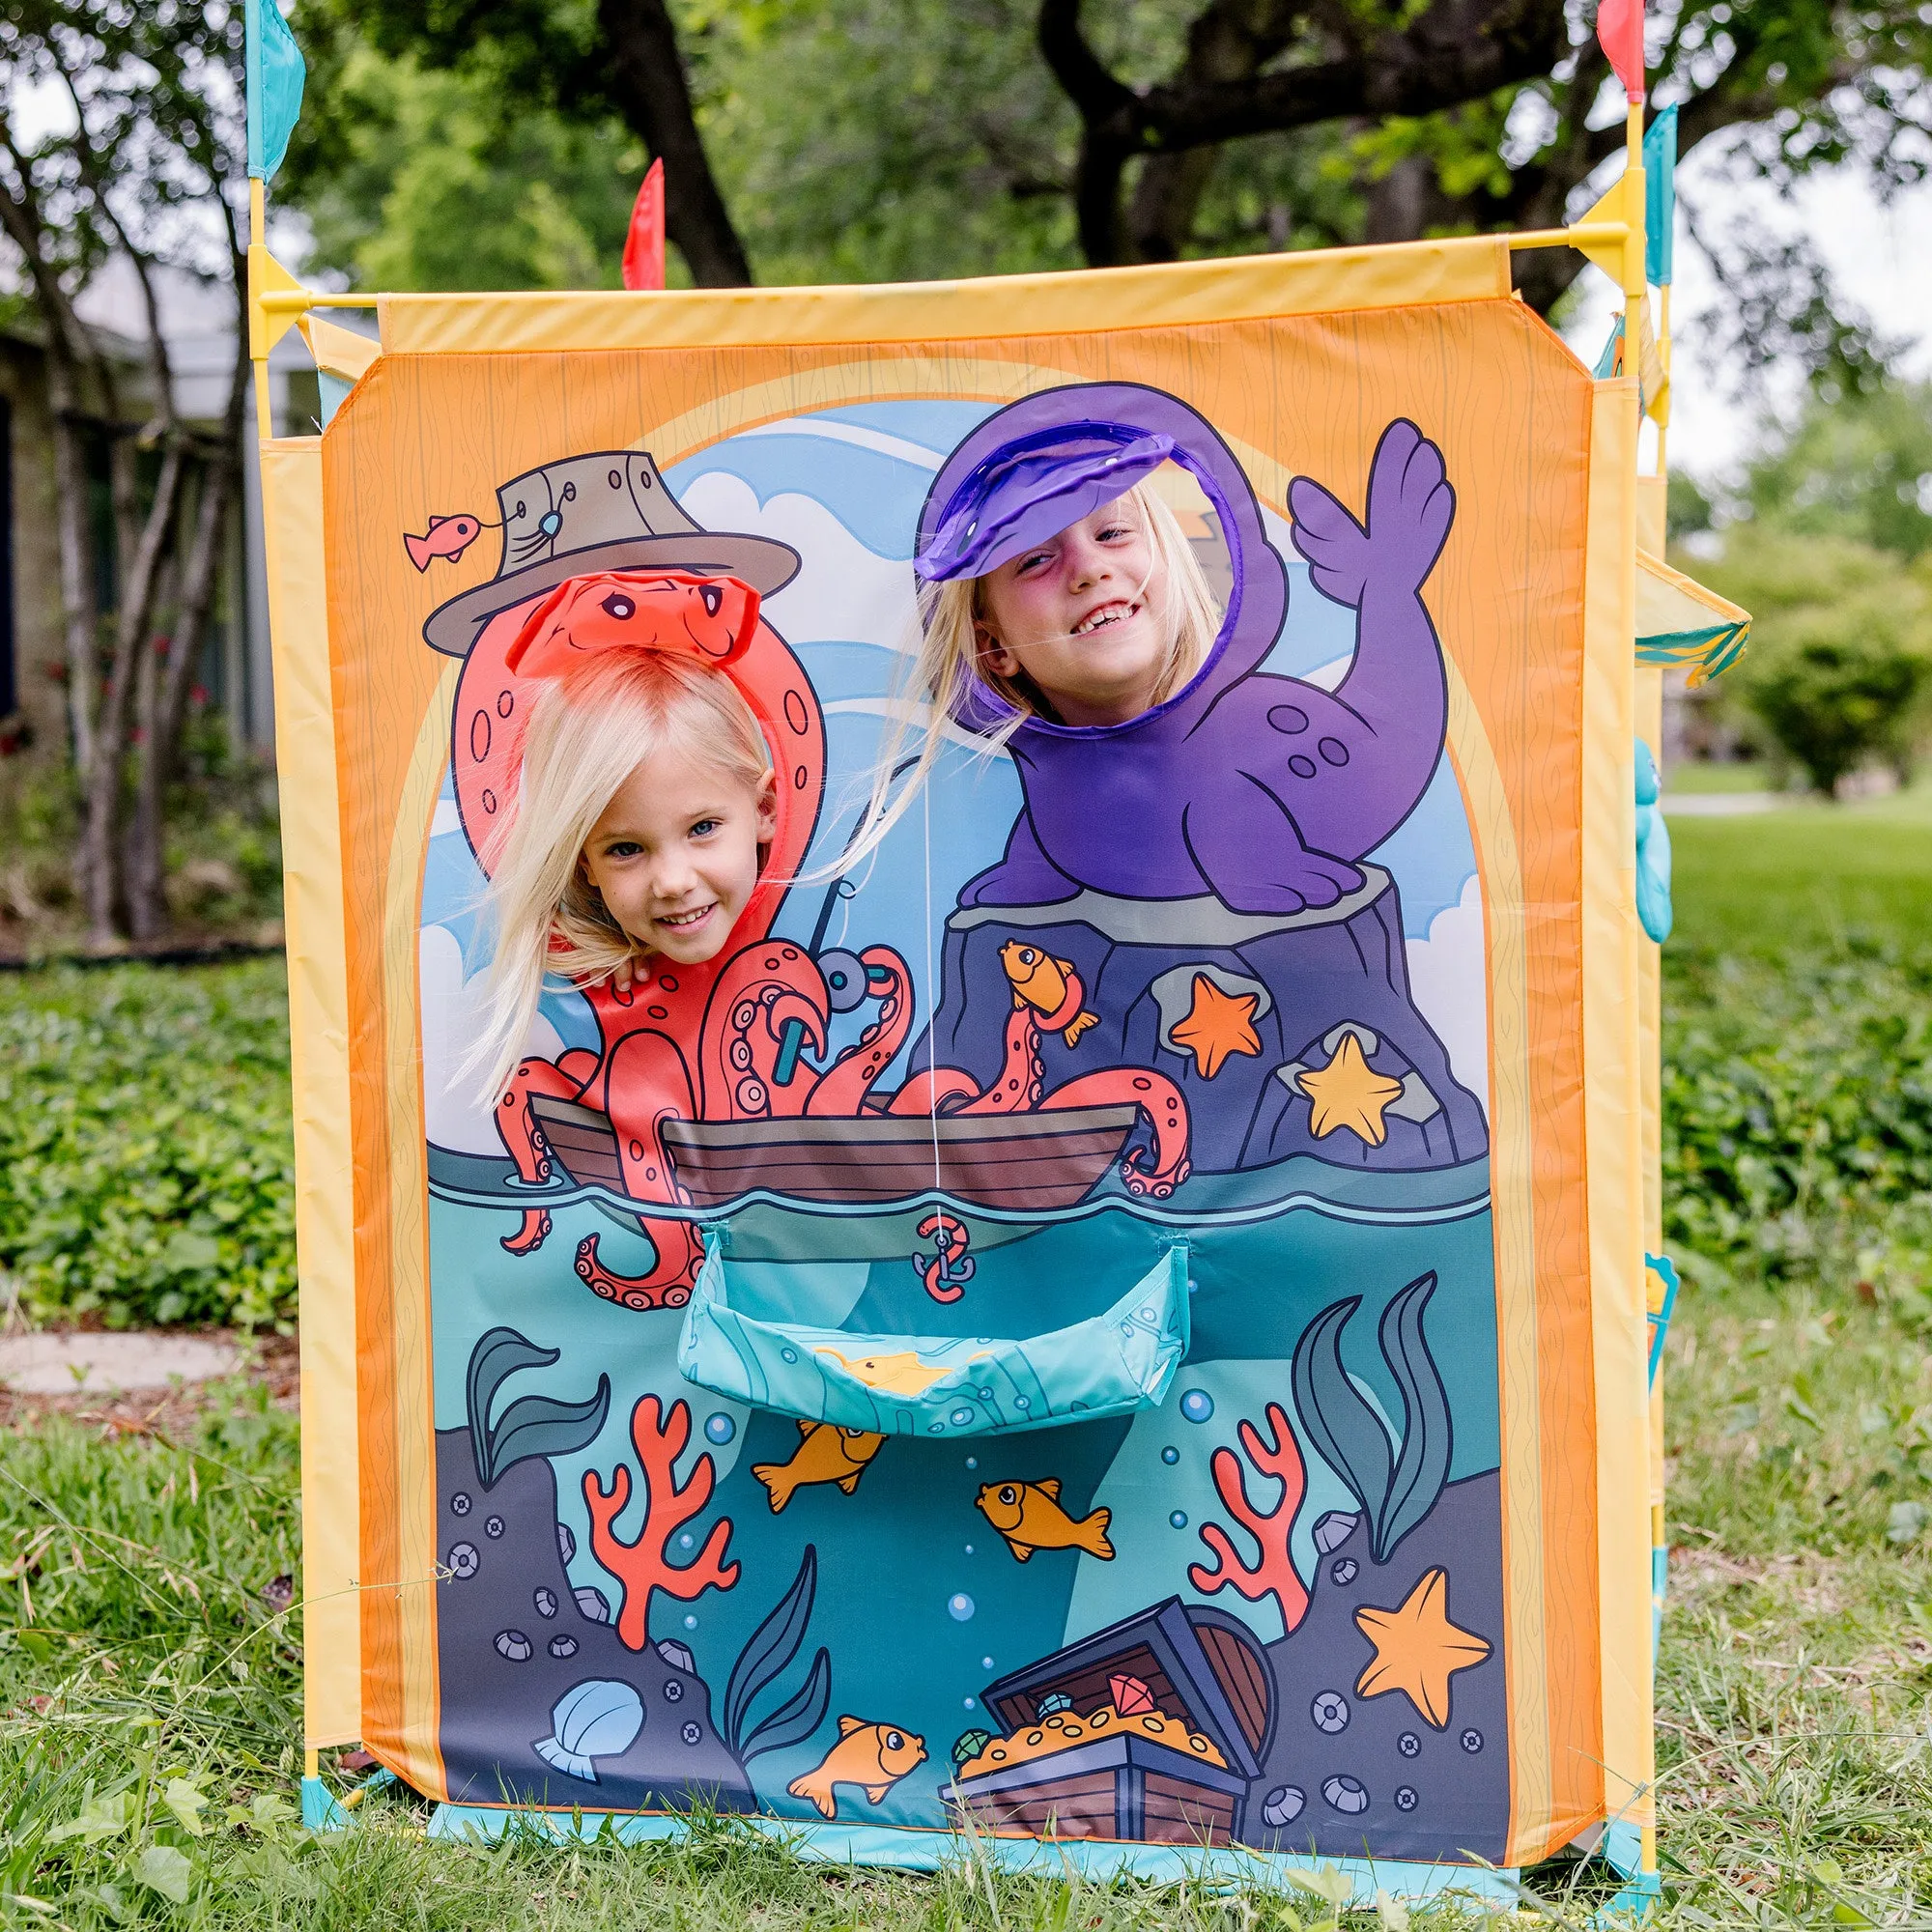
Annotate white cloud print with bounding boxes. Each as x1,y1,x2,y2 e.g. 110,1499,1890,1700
419,923,564,1154
1404,873,1489,1113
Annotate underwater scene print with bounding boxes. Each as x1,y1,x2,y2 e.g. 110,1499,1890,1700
413,388,1508,1861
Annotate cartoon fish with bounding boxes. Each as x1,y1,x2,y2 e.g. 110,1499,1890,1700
814,1346,963,1399
786,1717,926,1819
976,1478,1114,1563
403,514,484,572
752,1421,885,1513
999,941,1098,1048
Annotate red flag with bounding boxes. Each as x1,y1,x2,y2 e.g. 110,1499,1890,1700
1596,0,1645,100
622,158,666,291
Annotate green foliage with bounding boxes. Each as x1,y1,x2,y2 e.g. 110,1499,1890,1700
1697,527,1932,794
1742,382,1932,561
1662,946,1932,1298
286,45,643,292
0,961,296,1328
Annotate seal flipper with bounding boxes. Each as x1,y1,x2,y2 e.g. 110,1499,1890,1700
959,811,1081,909
1183,779,1363,917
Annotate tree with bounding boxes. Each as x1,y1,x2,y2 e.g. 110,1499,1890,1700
286,0,1929,349
0,3,250,943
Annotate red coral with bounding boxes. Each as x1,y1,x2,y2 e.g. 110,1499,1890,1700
582,1394,739,1650
1187,1402,1310,1634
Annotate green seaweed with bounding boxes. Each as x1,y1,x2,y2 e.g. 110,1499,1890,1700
1377,1272,1451,1559
724,1546,830,1761
1290,1272,1451,1564
464,1325,611,1491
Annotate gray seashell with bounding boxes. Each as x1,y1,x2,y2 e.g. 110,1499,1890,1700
549,1634,579,1659
1311,1690,1350,1734
1322,1775,1369,1815
450,1492,471,1517
663,1678,684,1703
556,1521,576,1565
446,1542,479,1579
495,1630,532,1662
1399,1731,1421,1757
485,1515,505,1539
534,1587,557,1618
1260,1785,1306,1828
1395,1785,1418,1811
1461,1727,1484,1753
573,1586,611,1624
655,1637,696,1673
1330,1557,1358,1586
681,1720,702,1746
1312,1511,1360,1554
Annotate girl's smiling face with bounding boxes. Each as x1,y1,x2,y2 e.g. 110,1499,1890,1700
975,495,1171,727
580,748,776,965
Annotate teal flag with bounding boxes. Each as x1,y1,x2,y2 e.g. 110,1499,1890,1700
245,0,306,182
1643,105,1678,287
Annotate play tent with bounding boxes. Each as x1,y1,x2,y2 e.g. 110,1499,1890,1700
249,69,1745,1908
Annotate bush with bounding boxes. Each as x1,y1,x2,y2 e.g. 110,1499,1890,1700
0,960,296,1329
1662,945,1932,1300
1700,528,1932,793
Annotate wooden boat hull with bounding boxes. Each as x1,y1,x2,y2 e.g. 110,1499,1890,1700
526,1094,1139,1213
661,1106,1140,1211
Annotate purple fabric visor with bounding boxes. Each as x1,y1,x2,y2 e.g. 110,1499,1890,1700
914,425,1177,582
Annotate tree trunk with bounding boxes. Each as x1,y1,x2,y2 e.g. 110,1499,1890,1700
48,396,100,781
125,452,234,941
79,440,183,945
596,0,753,286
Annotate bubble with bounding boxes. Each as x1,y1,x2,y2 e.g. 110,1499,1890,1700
964,1544,974,1555
965,1457,978,1470
1160,1446,1179,1465
679,1532,694,1549
683,1614,698,1630
981,1657,995,1669
1179,1389,1214,1424
1187,1276,1199,1295
963,1697,977,1710
948,1593,976,1622
704,1413,736,1445
1169,1511,1188,1528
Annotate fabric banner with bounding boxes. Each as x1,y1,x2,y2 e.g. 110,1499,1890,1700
282,257,1652,1881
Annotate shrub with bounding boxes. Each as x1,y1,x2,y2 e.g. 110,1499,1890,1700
0,961,296,1329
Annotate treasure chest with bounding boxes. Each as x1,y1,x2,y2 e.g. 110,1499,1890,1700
944,1598,1272,1845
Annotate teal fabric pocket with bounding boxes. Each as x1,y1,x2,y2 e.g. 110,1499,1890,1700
676,1240,1189,1437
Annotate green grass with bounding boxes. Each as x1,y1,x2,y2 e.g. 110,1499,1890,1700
1668,781,1932,956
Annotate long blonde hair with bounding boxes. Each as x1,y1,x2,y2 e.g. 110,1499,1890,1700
467,650,771,1101
836,479,1223,875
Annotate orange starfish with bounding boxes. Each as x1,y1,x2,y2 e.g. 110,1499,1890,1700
1169,974,1263,1080
1295,1032,1404,1146
1353,1566,1492,1728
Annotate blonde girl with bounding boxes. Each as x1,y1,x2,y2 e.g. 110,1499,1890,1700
469,646,775,1102
841,474,1222,869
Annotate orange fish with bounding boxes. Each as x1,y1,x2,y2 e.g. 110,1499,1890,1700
976,1478,1114,1563
786,1717,926,1819
752,1421,885,1513
999,941,1098,1047
403,514,484,571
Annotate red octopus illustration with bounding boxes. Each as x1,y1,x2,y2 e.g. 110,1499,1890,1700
451,572,852,1308
889,942,1192,1198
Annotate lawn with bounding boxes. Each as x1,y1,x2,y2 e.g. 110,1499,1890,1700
2,796,1932,1924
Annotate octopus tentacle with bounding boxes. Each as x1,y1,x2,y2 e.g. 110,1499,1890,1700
1039,1069,1193,1198
574,1228,698,1310
495,1056,585,1254
886,1066,980,1117
805,948,916,1118
952,1005,1047,1116
697,943,829,1122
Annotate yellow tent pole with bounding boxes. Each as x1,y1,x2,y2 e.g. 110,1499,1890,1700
249,179,272,440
